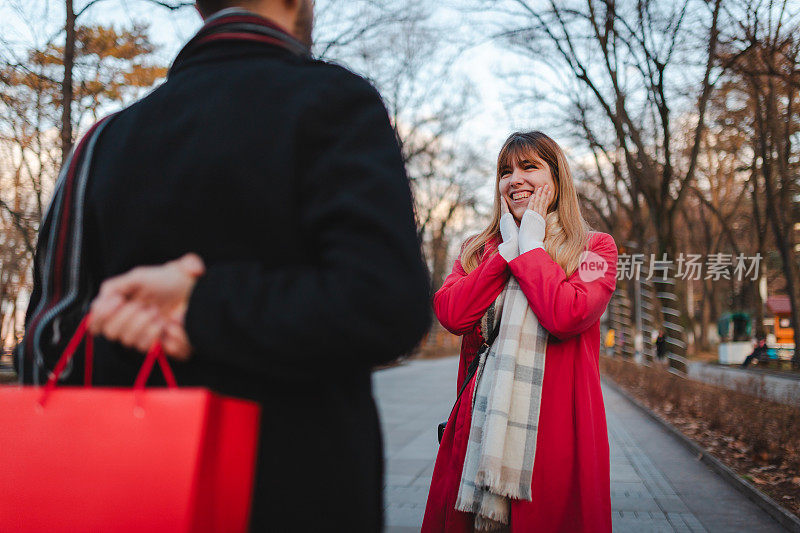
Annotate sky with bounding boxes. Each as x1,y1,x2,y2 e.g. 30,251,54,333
0,0,534,343
0,0,520,153
0,0,574,243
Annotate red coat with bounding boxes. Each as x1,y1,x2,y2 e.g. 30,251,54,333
422,232,617,533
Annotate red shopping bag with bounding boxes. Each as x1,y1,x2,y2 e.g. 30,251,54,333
0,316,261,532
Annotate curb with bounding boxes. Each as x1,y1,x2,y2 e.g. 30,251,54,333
601,376,800,533
700,361,800,383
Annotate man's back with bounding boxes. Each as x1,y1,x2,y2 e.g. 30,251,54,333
75,27,431,531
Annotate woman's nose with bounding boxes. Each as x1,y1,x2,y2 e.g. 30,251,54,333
510,171,525,185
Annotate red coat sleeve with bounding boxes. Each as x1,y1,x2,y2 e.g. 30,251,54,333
433,243,510,335
507,232,617,340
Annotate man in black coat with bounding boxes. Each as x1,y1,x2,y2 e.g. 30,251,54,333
19,1,431,530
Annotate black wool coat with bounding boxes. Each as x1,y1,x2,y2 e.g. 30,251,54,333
41,37,431,531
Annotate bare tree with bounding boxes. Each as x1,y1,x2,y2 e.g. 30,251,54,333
316,1,487,292
677,78,776,347
720,0,800,363
486,0,726,359
0,12,167,348
313,0,424,61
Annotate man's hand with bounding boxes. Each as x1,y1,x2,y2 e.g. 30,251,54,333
88,253,205,360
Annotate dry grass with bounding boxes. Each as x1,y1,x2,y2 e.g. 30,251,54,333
688,349,718,363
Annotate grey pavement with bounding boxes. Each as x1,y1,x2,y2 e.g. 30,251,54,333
373,356,789,532
686,361,800,406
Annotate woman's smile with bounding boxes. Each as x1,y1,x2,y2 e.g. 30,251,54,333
510,190,533,202
510,190,533,205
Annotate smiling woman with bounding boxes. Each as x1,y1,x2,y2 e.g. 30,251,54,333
422,131,617,532
498,150,556,219
460,132,589,278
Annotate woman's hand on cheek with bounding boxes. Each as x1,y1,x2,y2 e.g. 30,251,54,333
519,186,550,254
527,185,553,217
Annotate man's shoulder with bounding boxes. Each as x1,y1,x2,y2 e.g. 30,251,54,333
299,58,383,102
120,56,383,123
214,54,379,103
304,57,371,83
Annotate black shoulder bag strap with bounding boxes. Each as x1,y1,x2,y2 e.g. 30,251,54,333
437,318,502,444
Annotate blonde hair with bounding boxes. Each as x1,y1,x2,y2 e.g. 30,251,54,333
461,131,590,276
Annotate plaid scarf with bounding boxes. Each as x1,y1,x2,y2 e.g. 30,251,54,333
19,9,309,384
455,276,549,530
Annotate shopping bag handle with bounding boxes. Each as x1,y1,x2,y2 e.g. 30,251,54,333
43,315,94,393
39,314,178,406
133,342,177,390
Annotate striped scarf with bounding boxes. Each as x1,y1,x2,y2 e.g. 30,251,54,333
455,277,549,530
19,9,310,384
21,117,117,385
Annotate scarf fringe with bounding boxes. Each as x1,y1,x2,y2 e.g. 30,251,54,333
478,498,509,523
475,514,508,531
455,492,510,530
475,472,529,501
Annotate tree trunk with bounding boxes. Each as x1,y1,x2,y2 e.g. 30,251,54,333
429,223,449,293
60,0,76,166
750,165,768,339
699,279,710,350
755,83,800,364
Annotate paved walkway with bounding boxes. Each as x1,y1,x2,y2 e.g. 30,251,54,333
686,361,800,406
373,356,789,532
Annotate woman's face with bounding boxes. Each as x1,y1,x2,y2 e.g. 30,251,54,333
498,154,557,222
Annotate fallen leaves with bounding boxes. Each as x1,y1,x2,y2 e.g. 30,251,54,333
601,356,800,518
